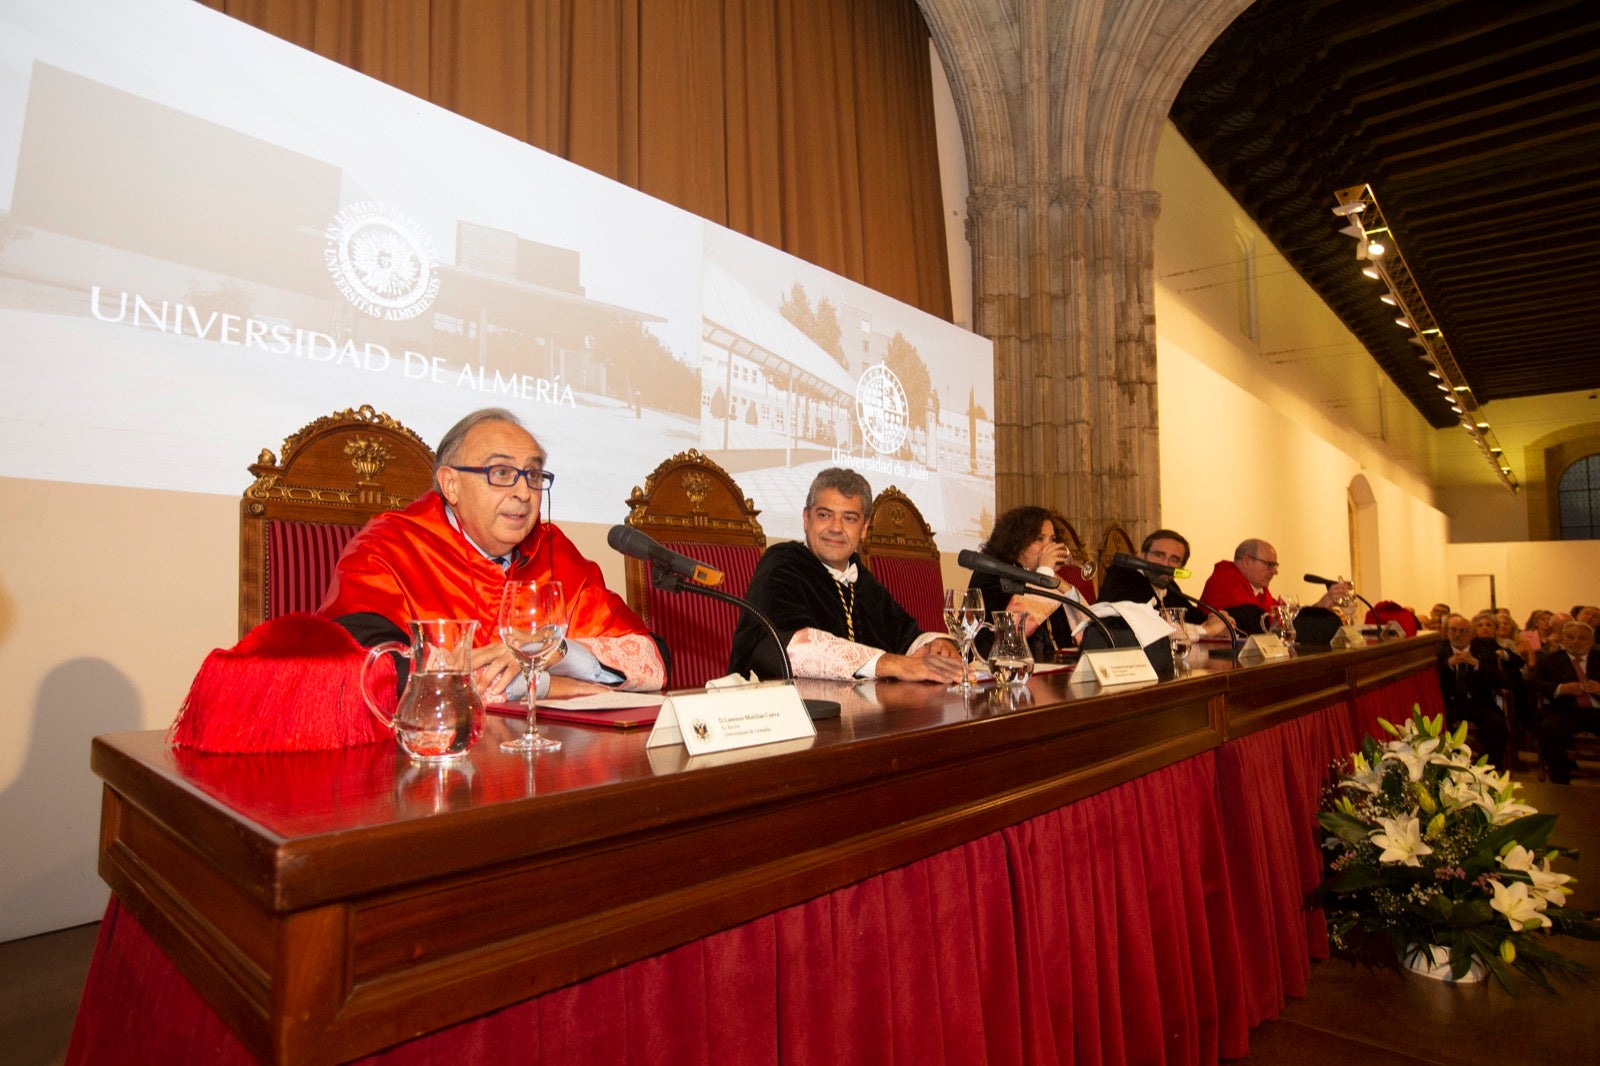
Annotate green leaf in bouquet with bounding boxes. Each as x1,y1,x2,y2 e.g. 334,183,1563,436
1471,813,1556,863
1317,809,1371,846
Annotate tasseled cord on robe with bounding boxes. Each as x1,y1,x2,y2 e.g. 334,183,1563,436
167,612,394,753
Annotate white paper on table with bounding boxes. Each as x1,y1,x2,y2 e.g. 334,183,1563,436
1088,600,1174,648
540,691,667,711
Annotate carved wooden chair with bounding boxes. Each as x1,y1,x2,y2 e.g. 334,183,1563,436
1096,522,1137,598
621,450,766,689
1049,511,1097,604
859,486,944,633
239,405,436,637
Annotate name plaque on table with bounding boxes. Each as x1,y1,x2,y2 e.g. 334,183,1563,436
1238,633,1290,661
1330,625,1369,649
646,681,816,756
1069,648,1159,688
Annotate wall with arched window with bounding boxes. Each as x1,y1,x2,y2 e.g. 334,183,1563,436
1522,423,1600,540
1556,453,1600,539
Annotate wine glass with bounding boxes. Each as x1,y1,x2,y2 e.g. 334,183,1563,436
1161,607,1190,668
1063,548,1096,580
943,587,987,689
1278,595,1301,645
498,580,568,753
1332,577,1357,624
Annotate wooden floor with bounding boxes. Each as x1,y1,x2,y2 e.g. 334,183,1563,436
5,766,1597,1066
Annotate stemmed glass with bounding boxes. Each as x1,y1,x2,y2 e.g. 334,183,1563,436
1277,595,1301,645
1161,607,1190,668
1063,549,1096,581
943,587,987,689
498,580,568,754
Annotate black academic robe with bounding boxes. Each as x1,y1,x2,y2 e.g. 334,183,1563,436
729,541,923,680
1095,564,1204,623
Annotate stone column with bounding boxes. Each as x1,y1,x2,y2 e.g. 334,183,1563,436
967,177,1159,541
920,0,1250,545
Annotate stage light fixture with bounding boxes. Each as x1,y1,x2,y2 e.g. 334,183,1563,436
1331,183,1516,493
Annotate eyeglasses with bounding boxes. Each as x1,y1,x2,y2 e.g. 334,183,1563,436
1245,554,1280,570
447,465,555,490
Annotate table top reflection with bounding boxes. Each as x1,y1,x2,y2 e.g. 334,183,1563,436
92,636,1433,916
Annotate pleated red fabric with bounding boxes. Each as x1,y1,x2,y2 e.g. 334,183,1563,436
68,676,1436,1065
1351,668,1445,741
866,556,946,633
644,541,763,688
266,519,361,620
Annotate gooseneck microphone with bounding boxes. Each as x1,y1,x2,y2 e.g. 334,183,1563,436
958,549,1117,649
957,549,1062,590
1301,571,1378,618
607,525,838,719
608,525,725,587
1110,551,1192,581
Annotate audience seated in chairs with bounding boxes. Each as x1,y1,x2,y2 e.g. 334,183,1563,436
1437,613,1509,771
1533,619,1600,785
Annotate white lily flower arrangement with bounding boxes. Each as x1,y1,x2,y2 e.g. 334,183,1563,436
1313,705,1600,991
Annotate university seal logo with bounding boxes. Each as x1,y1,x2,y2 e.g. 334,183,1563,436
855,363,909,455
323,202,441,321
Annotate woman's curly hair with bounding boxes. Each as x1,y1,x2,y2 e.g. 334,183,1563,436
981,505,1067,565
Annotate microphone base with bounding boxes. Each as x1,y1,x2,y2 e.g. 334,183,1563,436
804,698,841,720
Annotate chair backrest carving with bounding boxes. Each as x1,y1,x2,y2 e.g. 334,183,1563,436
859,486,944,633
622,450,766,689
1097,522,1137,598
240,405,435,636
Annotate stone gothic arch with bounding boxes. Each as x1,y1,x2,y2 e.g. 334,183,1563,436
915,0,1255,542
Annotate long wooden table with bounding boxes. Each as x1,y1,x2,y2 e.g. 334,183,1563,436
89,637,1437,1065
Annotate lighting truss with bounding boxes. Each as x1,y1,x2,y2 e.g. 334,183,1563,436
1332,184,1518,493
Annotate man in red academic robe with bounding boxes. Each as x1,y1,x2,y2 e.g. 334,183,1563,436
1198,538,1349,629
319,408,666,699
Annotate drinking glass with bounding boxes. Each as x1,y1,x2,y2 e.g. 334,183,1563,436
498,580,568,753
1161,607,1190,667
1063,548,1096,580
1332,577,1356,624
1278,595,1301,645
943,587,987,689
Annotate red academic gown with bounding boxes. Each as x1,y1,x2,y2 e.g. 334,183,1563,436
318,492,663,688
1198,559,1279,611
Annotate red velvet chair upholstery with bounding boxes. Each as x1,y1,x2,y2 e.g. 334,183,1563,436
1051,512,1096,604
860,486,944,633
239,405,436,637
621,450,766,690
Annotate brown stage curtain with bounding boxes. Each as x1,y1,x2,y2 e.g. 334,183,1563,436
197,0,953,320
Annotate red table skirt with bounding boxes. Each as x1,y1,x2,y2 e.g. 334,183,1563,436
67,674,1441,1065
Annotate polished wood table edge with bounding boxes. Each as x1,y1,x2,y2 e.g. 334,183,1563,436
89,637,1439,1065
91,668,1239,913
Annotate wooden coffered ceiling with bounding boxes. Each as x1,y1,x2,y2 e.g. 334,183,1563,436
1169,0,1600,429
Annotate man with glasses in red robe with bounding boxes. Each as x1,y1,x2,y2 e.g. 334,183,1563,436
1198,538,1350,628
320,407,665,700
